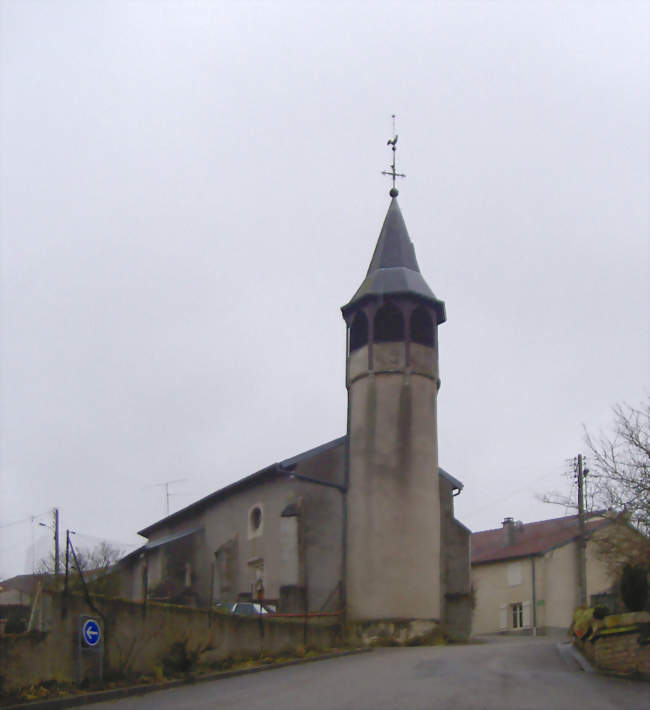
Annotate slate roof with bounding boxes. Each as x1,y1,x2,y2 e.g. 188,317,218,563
138,435,463,537
471,513,610,565
138,464,281,537
342,198,446,323
279,436,346,469
144,526,204,550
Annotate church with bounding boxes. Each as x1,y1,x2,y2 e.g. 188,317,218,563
120,183,472,640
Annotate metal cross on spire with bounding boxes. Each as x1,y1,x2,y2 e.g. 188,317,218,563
382,114,406,197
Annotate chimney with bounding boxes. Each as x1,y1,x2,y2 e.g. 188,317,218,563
502,517,515,546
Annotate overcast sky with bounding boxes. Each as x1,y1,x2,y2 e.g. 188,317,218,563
1,1,648,577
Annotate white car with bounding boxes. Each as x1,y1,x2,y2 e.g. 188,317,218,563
214,600,277,615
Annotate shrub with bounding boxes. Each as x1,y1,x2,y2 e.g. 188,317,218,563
593,605,609,620
161,639,198,677
620,564,648,612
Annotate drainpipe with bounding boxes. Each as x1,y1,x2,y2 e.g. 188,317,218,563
531,555,537,637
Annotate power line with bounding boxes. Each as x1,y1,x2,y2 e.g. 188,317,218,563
0,516,33,529
70,530,141,550
0,510,50,529
461,468,562,518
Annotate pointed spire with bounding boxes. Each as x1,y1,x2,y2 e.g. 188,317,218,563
342,198,446,323
366,198,420,273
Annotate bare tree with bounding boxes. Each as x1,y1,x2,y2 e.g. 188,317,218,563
542,398,649,574
72,540,124,573
38,540,124,595
543,397,648,531
585,397,649,536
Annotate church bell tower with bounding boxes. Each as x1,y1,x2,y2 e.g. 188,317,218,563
341,180,447,624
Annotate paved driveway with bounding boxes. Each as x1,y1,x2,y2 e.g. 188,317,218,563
90,636,647,710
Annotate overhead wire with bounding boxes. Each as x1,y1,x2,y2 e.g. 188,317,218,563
461,463,570,518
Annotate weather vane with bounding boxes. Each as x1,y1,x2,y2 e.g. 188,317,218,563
382,114,406,197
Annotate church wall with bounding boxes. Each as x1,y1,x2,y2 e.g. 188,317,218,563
439,477,453,611
444,520,472,639
297,481,343,612
136,477,305,607
438,477,472,639
198,477,301,605
446,520,471,595
294,440,345,487
129,441,347,613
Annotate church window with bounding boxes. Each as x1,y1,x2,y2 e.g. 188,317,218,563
349,311,369,352
251,506,262,531
248,504,264,538
410,306,434,346
374,302,404,343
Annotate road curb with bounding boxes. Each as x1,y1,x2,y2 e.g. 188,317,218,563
556,642,595,673
2,648,372,710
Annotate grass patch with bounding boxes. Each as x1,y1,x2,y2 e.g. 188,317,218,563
1,649,351,706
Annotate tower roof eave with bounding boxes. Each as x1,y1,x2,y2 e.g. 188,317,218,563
341,272,446,323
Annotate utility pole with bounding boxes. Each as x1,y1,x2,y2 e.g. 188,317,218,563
53,508,60,577
38,507,60,577
576,454,588,606
64,530,70,595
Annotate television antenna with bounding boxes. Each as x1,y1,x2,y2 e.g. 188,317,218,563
149,478,188,516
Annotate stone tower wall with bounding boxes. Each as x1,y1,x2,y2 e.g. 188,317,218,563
345,336,441,621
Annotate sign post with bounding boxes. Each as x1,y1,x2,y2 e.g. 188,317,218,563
78,616,103,684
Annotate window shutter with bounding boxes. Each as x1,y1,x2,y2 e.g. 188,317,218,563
522,601,532,627
499,604,507,630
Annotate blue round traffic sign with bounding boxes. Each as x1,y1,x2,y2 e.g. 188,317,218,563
82,618,101,647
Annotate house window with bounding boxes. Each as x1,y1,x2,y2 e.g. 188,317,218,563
507,561,522,586
503,601,531,630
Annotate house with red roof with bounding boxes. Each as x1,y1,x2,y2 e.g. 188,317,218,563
471,513,624,635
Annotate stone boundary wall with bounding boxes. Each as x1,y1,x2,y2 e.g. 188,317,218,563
575,611,649,679
587,630,649,677
0,591,340,696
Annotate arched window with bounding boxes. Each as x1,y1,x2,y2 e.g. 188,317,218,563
349,311,369,352
374,302,404,343
250,507,262,531
410,306,434,346
248,504,263,538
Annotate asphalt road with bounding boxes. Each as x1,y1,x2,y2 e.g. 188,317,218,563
90,636,648,710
